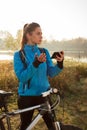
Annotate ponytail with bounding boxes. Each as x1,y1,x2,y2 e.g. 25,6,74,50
20,23,28,50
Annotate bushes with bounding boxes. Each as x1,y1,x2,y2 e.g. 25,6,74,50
0,61,18,92
76,65,87,78
0,60,87,93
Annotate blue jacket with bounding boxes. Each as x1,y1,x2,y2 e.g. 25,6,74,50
13,44,63,96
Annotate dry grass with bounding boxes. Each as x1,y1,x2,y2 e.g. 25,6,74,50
0,60,87,130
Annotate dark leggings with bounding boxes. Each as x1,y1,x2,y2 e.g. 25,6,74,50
18,96,56,130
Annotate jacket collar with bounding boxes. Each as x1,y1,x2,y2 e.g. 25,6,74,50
24,43,38,51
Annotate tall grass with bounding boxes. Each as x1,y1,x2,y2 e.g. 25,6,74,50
0,60,87,130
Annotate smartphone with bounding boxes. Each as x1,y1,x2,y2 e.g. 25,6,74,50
51,51,63,59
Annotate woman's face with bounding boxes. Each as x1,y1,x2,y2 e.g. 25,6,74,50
26,27,43,44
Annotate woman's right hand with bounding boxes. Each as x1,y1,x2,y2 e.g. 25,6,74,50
37,53,46,63
33,53,46,68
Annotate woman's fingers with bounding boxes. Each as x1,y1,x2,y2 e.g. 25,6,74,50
37,51,64,63
55,51,64,62
59,51,64,58
56,54,64,62
38,53,46,62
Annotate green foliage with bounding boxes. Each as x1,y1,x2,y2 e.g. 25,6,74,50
15,29,22,50
0,30,22,50
4,32,16,50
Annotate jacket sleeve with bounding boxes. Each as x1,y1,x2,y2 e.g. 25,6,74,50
45,49,63,77
13,51,37,83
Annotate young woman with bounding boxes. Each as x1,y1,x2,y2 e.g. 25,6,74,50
14,22,64,130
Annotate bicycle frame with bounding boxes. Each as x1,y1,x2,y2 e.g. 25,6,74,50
0,88,60,130
0,88,83,130
0,104,43,130
26,111,44,130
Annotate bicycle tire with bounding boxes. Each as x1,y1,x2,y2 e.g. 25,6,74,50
60,123,83,130
0,120,5,130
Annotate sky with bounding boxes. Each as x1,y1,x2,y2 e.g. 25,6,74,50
0,0,87,40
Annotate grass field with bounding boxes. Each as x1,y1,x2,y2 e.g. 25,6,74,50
0,60,87,130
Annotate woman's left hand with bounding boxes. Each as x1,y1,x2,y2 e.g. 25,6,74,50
56,51,64,62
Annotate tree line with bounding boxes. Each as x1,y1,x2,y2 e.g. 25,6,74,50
0,30,87,52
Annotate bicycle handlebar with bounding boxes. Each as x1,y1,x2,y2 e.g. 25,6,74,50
42,88,59,97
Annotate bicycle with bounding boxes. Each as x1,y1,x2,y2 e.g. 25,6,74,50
0,89,83,130
0,90,13,130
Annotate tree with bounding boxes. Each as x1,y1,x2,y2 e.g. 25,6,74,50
15,29,22,50
4,30,22,50
4,32,16,50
